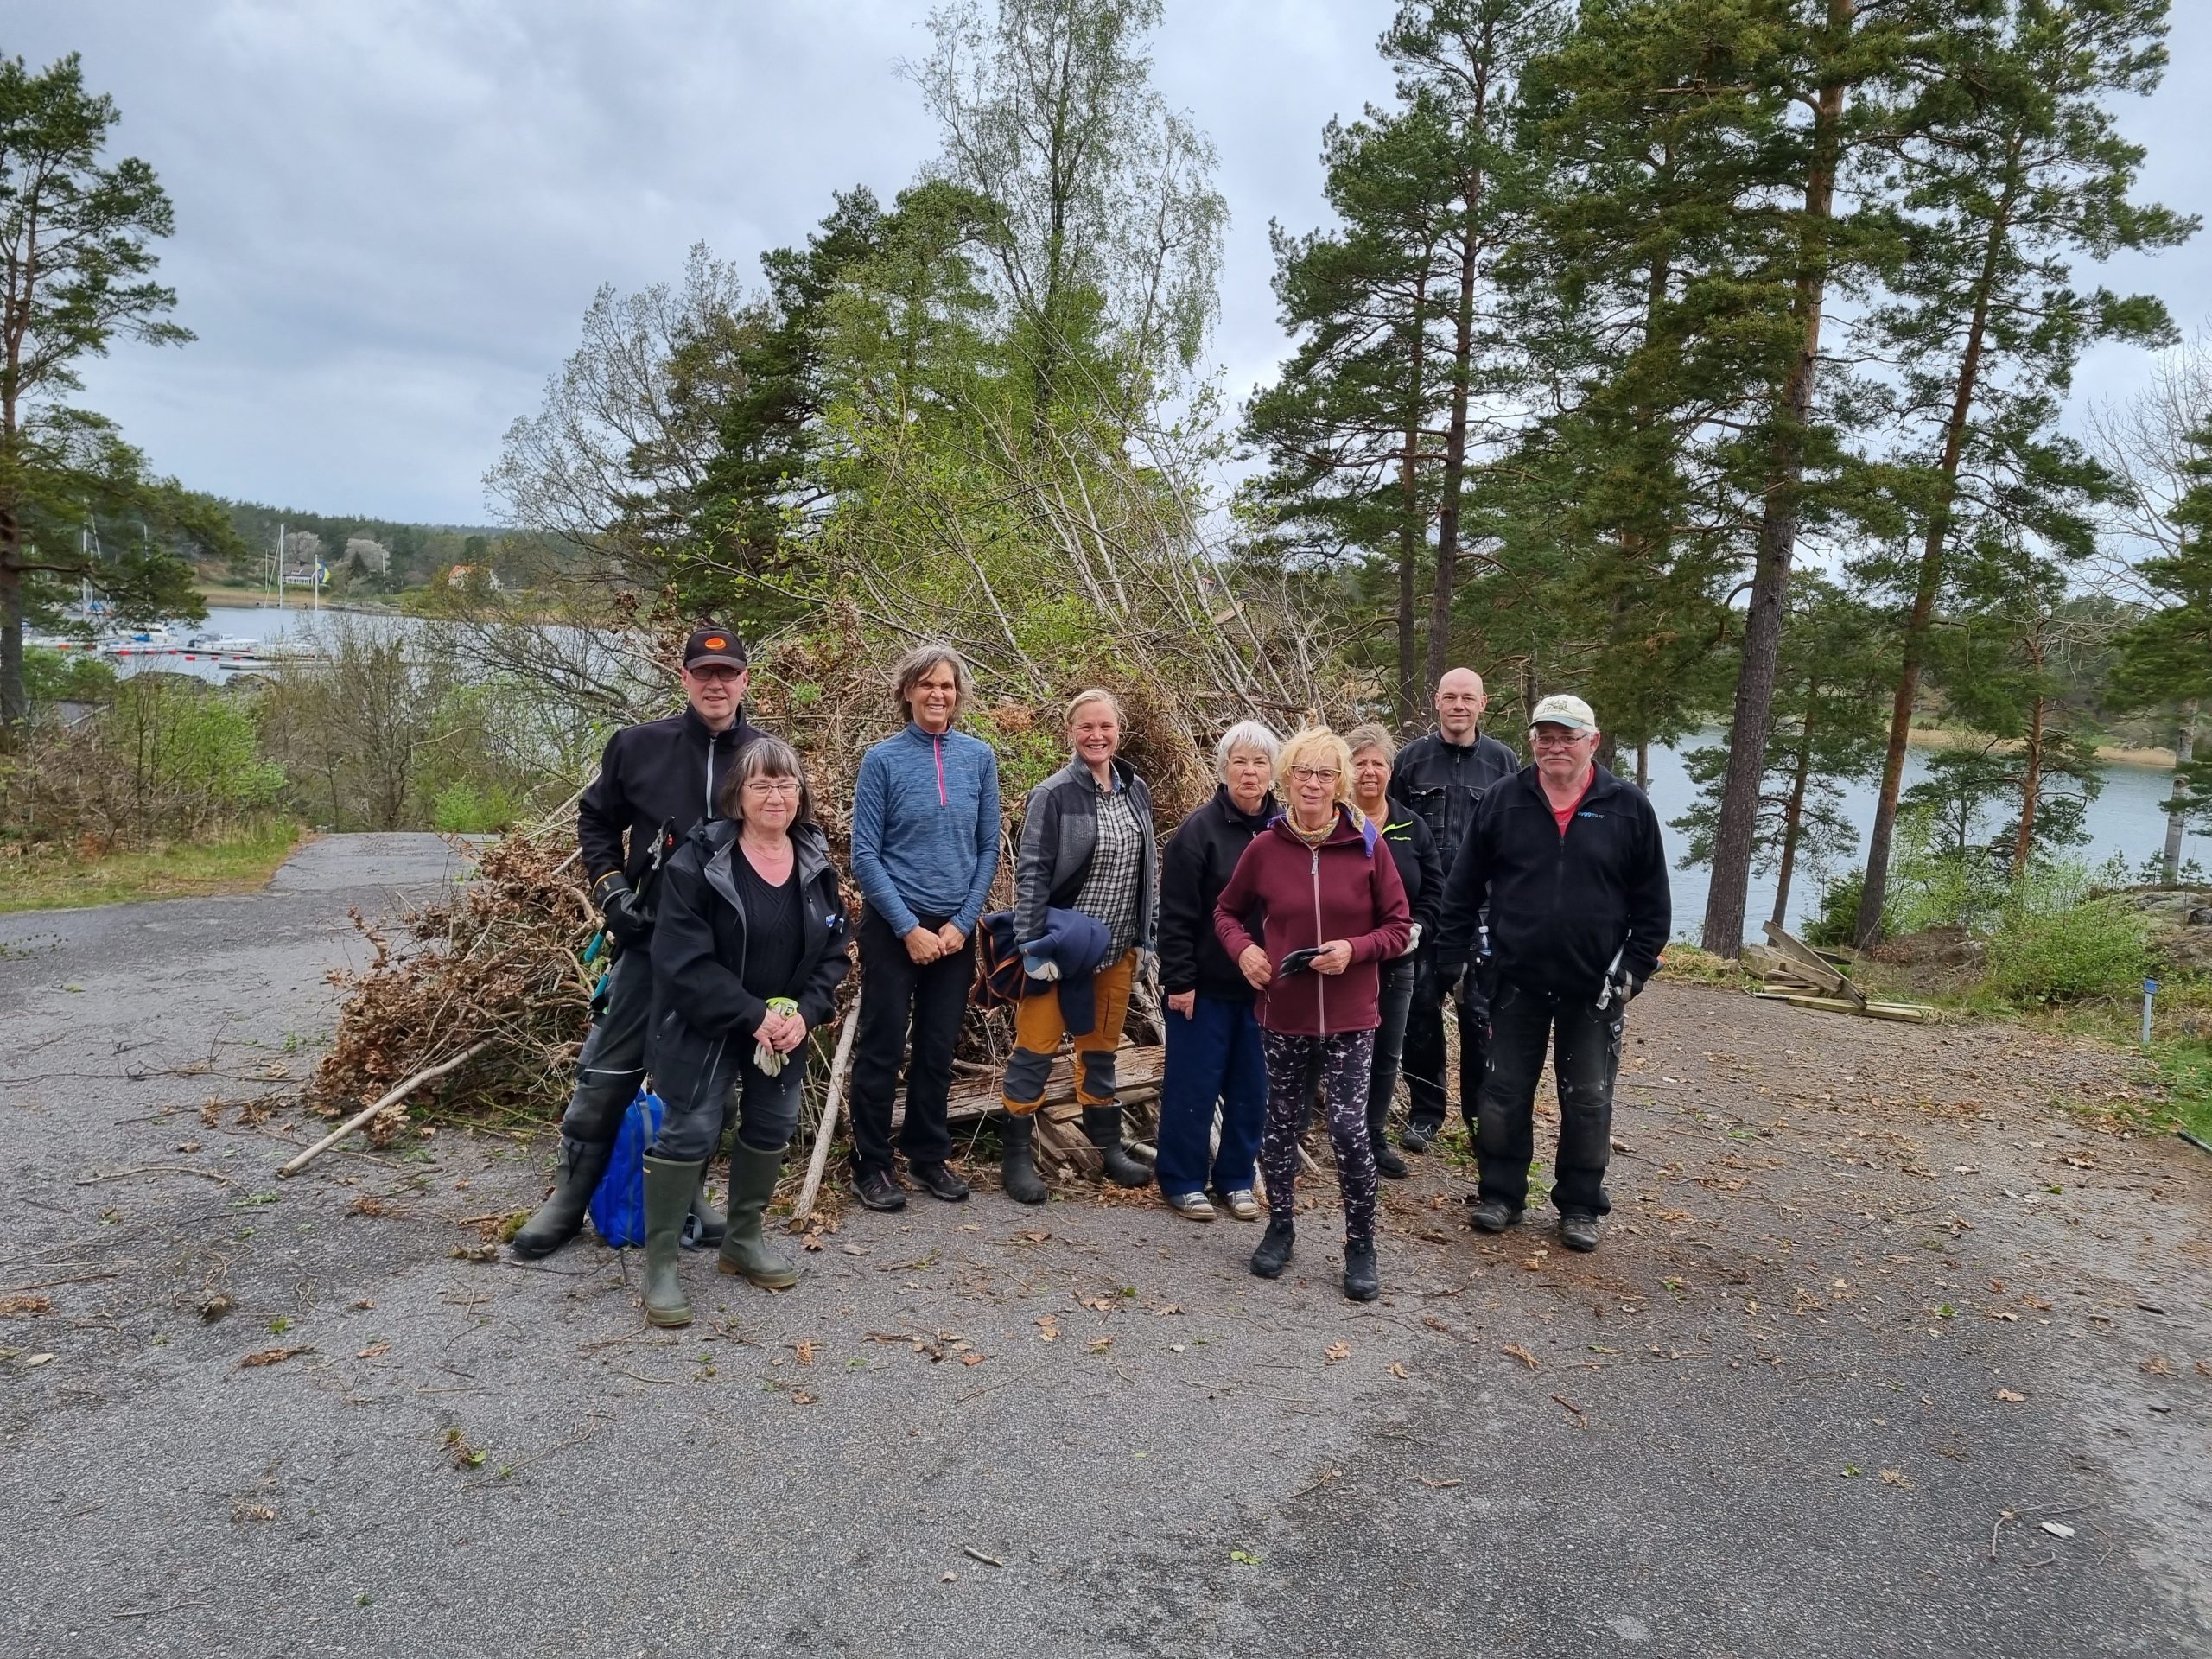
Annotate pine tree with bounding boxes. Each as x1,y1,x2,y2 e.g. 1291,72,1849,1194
1849,0,2191,942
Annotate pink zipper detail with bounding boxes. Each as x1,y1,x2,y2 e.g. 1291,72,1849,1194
934,733,947,805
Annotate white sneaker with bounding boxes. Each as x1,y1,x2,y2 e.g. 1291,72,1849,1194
1165,1190,1217,1223
1217,1188,1261,1222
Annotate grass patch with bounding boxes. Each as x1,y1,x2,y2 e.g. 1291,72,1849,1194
1656,943,1751,988
0,820,305,912
2144,1044,2212,1146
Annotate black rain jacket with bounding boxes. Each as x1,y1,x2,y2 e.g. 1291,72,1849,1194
1434,764,1670,1001
647,819,851,1103
579,705,769,889
1156,785,1278,1003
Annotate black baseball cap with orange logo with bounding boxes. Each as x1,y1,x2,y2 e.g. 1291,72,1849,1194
683,626,747,671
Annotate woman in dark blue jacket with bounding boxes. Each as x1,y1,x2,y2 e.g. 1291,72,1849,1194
1347,725,1441,1180
643,736,849,1326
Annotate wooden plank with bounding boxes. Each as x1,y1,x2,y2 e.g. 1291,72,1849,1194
1761,921,1866,1008
1751,990,1936,1024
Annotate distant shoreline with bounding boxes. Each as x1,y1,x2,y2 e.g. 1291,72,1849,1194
1905,726,2177,772
194,586,397,617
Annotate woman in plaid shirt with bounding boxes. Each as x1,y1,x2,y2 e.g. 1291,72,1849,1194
995,689,1159,1203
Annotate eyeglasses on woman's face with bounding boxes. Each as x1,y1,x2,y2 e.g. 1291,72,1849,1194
1290,766,1338,783
745,778,801,798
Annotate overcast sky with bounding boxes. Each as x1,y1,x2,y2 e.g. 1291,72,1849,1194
10,1,2209,528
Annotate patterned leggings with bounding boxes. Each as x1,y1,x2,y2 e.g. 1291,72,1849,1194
1261,1029,1378,1244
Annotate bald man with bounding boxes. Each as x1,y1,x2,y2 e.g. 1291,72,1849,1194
1389,668,1519,1151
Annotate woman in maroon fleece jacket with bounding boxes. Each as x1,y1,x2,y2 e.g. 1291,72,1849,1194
1214,727,1411,1301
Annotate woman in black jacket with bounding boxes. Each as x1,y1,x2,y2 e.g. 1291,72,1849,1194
1347,725,1441,1180
1153,721,1279,1222
643,736,849,1326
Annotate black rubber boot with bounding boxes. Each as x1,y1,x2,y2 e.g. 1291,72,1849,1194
1250,1218,1294,1279
509,1137,612,1260
1000,1113,1048,1206
1081,1104,1150,1188
716,1143,797,1289
1343,1240,1379,1302
685,1167,726,1251
640,1153,700,1328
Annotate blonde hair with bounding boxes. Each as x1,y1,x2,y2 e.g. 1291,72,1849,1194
1065,687,1125,729
1276,726,1362,823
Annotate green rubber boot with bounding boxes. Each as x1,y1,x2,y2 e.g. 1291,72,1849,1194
640,1154,701,1327
715,1143,798,1290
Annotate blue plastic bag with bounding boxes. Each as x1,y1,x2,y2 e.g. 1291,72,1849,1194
587,1087,664,1248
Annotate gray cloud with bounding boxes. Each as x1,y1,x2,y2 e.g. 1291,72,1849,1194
7,1,2202,524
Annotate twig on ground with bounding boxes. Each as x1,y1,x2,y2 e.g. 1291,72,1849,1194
276,1042,488,1178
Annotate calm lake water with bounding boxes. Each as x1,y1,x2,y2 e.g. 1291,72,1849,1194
177,608,2200,937
1642,736,2196,938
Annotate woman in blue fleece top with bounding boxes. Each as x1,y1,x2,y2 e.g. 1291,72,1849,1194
845,645,1001,1212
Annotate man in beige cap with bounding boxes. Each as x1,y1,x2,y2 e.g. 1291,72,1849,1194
1433,693,1670,1252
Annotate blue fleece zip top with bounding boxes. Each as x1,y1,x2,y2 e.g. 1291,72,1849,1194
849,722,1002,938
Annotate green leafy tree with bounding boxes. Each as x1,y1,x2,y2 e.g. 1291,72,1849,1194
1,54,228,726
2111,424,2212,842
1850,0,2191,942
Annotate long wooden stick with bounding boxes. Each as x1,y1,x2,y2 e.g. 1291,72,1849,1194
276,1042,489,1178
791,995,861,1224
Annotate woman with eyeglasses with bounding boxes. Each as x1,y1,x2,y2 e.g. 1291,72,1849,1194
639,737,851,1326
1213,727,1411,1301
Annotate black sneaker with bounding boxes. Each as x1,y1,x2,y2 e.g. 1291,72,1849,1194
1372,1137,1408,1180
1559,1212,1601,1253
853,1167,906,1212
1343,1240,1379,1302
1468,1196,1516,1234
1401,1122,1435,1154
910,1162,970,1203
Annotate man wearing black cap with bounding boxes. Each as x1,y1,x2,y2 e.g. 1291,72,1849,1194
512,626,771,1259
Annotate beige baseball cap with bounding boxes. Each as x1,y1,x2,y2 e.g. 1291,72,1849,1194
1529,693,1598,734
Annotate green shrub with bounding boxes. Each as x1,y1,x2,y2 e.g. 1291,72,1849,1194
1986,895,2152,1003
22,646,118,705
430,781,521,834
1802,870,1865,949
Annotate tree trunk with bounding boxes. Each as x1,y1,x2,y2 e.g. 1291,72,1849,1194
0,513,25,728
1635,738,1649,792
2011,691,2044,879
2163,701,2196,886
1855,139,2024,946
1771,705,1817,930
1396,266,1433,728
1425,207,1483,694
1700,21,1849,957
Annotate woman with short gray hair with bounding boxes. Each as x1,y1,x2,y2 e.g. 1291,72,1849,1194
1151,720,1281,1220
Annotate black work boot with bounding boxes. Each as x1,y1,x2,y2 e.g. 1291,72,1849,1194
684,1166,725,1251
1469,1196,1516,1234
1250,1218,1295,1279
509,1137,612,1259
999,1113,1048,1206
1081,1104,1150,1188
640,1154,701,1327
717,1143,797,1289
1559,1211,1602,1253
1343,1239,1379,1302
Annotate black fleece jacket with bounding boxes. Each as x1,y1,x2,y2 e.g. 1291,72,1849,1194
1156,786,1277,1003
578,705,769,888
1390,728,1521,868
649,819,850,1039
1435,764,1670,1000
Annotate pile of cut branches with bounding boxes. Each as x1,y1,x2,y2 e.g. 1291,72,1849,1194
308,826,597,1141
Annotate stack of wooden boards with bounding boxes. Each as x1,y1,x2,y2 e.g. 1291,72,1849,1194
1745,922,1938,1024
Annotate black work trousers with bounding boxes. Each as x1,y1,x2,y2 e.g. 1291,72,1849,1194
848,904,974,1179
1402,954,1485,1136
1475,976,1623,1218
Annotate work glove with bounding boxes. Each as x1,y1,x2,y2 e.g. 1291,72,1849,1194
753,998,801,1076
1398,922,1423,958
1020,951,1060,982
593,872,652,947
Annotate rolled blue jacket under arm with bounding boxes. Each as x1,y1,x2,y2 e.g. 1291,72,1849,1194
849,722,1001,938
